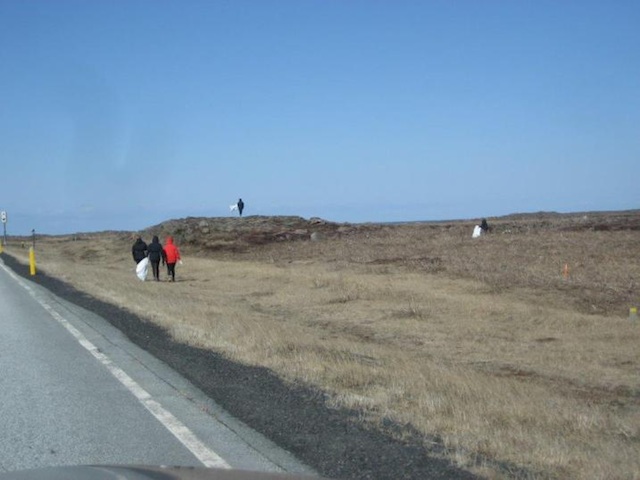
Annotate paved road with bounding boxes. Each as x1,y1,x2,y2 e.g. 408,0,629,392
0,259,316,477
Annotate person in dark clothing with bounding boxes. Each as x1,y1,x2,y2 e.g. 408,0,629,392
237,198,244,217
480,218,490,233
147,236,166,281
131,237,148,264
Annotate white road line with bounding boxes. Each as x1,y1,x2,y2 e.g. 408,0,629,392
0,263,231,469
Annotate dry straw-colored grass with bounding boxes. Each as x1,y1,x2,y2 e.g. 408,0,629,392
4,212,640,479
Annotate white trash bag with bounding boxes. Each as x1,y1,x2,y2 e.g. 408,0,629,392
135,257,150,281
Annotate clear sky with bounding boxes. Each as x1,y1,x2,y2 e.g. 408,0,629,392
1,1,638,235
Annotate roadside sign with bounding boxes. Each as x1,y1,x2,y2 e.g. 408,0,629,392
1,211,6,223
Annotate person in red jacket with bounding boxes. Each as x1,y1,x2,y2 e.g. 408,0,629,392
163,236,181,282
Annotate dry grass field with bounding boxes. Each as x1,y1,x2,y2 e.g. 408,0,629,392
3,210,639,479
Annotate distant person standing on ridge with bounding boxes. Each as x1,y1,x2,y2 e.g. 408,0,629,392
237,198,244,216
163,236,181,282
147,235,166,281
131,236,148,264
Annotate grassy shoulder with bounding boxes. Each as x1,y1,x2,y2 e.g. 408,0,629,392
4,212,640,479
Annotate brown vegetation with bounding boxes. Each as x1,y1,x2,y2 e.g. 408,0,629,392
4,210,640,479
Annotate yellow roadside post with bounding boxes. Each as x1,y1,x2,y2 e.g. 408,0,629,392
29,246,36,275
1,210,6,250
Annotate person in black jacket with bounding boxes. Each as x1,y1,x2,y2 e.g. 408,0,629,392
237,198,244,216
147,235,166,281
131,236,148,264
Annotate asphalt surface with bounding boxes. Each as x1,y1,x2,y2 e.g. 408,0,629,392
0,252,480,480
0,258,316,477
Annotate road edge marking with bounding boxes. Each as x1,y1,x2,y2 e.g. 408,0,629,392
0,263,231,469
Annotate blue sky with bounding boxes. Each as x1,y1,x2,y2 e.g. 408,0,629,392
1,1,638,235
